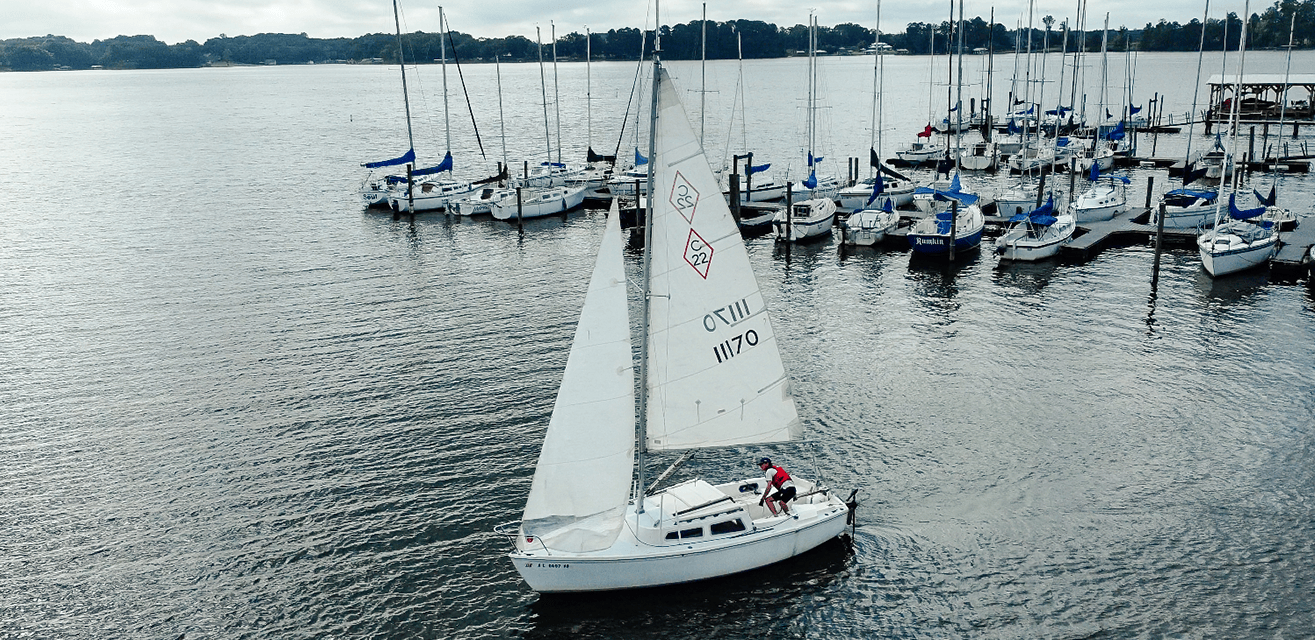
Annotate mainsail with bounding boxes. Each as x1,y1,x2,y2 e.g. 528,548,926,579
644,68,802,451
520,206,635,553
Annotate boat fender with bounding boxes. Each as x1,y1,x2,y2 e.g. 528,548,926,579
738,482,761,494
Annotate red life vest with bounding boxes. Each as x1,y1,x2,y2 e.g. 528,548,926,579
767,465,792,489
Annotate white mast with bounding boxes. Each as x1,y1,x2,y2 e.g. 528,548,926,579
871,0,884,177
701,3,707,147
496,53,507,174
587,26,592,156
1211,0,1252,230
440,6,451,155
552,21,562,166
1098,13,1109,128
637,0,661,516
1182,0,1210,185
536,27,551,164
391,0,415,154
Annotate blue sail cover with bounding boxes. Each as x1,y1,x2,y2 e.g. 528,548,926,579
1089,162,1100,182
1107,121,1126,141
634,148,648,166
1182,162,1209,186
808,152,824,166
1229,193,1266,220
1056,137,1071,147
930,173,979,206
1008,195,1056,224
1130,105,1143,115
1165,188,1217,203
803,171,818,189
411,151,454,176
749,163,771,175
866,172,885,205
1008,120,1022,134
363,148,416,168
1254,186,1277,207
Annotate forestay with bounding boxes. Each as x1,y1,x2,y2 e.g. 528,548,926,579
644,68,802,452
520,206,635,553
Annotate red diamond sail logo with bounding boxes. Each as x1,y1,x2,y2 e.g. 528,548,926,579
684,228,713,279
669,171,699,224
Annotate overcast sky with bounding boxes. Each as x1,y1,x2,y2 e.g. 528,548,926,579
4,0,1225,45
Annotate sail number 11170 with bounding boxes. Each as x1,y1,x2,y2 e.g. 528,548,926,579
713,329,759,364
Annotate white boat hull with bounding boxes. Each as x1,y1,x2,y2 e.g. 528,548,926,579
995,215,1076,261
509,479,850,592
838,181,916,210
1198,221,1278,277
773,198,836,242
491,185,587,220
840,209,899,246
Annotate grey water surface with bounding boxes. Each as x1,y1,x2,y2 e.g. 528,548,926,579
2,52,1314,638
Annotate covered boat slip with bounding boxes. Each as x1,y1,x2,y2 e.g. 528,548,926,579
504,477,850,593
1206,73,1315,125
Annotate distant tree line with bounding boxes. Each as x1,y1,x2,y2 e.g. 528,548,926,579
2,1,1310,72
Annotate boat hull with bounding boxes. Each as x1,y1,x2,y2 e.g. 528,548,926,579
491,186,587,220
510,495,850,592
995,217,1076,261
1198,222,1278,277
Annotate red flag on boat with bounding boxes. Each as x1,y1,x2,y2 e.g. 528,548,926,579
916,124,933,138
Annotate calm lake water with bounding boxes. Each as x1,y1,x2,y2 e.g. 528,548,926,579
2,50,1314,638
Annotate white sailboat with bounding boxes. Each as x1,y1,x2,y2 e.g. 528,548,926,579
774,197,838,243
496,58,851,594
995,195,1076,261
359,0,420,210
838,4,915,215
499,25,587,219
386,6,477,213
1198,2,1278,278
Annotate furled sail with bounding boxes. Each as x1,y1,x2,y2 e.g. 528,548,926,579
520,204,635,553
644,68,801,452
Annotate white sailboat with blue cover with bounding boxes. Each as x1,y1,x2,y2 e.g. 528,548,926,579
495,50,851,593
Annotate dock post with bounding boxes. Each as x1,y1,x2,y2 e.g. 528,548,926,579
1035,164,1048,210
1069,158,1077,203
1145,175,1155,210
524,160,529,181
784,182,794,243
730,173,741,223
516,186,523,231
1152,202,1167,289
1248,127,1256,174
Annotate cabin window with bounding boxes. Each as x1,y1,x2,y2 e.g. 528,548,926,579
665,531,679,540
710,519,746,535
680,527,704,539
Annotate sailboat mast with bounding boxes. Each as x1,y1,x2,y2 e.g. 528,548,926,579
701,3,707,147
946,0,955,154
1271,11,1296,186
587,27,592,155
637,0,662,516
391,0,415,154
1212,0,1252,229
955,0,965,159
871,0,883,176
1024,1,1033,147
1099,13,1109,127
536,27,552,164
928,29,936,127
552,21,562,166
1181,0,1209,185
496,53,507,173
985,8,993,142
440,6,451,155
